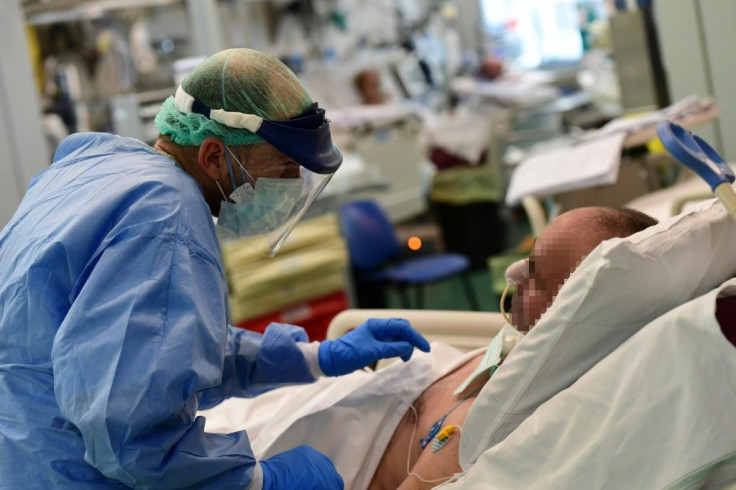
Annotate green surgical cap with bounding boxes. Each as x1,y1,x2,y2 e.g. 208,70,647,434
155,48,313,146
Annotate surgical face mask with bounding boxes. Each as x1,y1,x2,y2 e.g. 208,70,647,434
216,148,304,238
500,258,529,326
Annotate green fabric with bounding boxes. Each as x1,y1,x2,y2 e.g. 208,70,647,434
429,166,502,205
155,48,313,146
665,450,736,490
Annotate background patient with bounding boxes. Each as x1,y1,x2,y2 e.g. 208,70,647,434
202,206,658,490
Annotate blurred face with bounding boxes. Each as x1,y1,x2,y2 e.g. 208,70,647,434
357,71,385,105
510,209,603,331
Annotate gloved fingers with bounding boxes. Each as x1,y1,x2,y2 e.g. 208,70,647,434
367,318,431,352
376,340,418,362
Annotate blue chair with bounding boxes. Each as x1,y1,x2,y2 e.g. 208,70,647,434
338,199,479,310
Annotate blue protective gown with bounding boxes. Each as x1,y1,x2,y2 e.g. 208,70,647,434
0,133,316,488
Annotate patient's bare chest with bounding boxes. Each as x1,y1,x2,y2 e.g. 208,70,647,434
367,354,485,489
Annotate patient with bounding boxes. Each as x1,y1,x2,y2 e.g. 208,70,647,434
369,206,658,489
354,69,390,105
202,206,658,489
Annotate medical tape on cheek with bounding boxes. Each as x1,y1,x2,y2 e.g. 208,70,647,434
501,258,529,326
506,259,529,285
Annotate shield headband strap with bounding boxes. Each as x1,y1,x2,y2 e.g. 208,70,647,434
174,86,263,133
173,86,342,175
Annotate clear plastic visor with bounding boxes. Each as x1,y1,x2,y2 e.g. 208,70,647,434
215,153,333,257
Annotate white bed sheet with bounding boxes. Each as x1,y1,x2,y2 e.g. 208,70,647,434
440,279,736,489
199,343,476,490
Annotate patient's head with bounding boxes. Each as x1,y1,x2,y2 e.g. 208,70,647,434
354,69,389,105
511,206,658,331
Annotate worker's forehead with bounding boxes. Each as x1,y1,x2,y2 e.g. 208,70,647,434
235,142,292,164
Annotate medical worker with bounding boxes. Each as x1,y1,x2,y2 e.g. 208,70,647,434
0,48,430,489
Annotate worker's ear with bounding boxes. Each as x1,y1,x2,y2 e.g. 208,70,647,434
197,137,227,180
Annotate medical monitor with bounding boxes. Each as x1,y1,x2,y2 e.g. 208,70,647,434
479,0,607,69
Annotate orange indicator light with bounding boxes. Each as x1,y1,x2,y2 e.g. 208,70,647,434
408,236,422,251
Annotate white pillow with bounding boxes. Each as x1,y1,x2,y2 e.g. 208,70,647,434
446,279,736,489
460,196,736,466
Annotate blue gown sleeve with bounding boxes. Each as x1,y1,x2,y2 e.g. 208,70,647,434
197,324,315,409
51,227,263,488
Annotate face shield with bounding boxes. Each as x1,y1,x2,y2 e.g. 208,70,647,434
174,87,342,256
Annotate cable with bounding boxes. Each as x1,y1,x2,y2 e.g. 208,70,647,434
366,360,472,485
404,386,480,485
500,284,512,324
405,404,454,484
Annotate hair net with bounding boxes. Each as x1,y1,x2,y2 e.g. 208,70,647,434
155,48,313,146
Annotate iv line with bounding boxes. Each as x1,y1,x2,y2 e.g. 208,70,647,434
405,386,481,484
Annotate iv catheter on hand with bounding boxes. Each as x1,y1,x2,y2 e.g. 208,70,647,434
657,121,736,221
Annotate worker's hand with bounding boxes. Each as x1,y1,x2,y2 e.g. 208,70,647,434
260,445,343,490
318,318,431,376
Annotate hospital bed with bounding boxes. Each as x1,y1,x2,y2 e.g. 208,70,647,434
626,163,736,222
324,193,736,489
299,53,430,224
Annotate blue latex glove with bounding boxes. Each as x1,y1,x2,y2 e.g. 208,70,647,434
318,318,431,376
260,445,343,490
